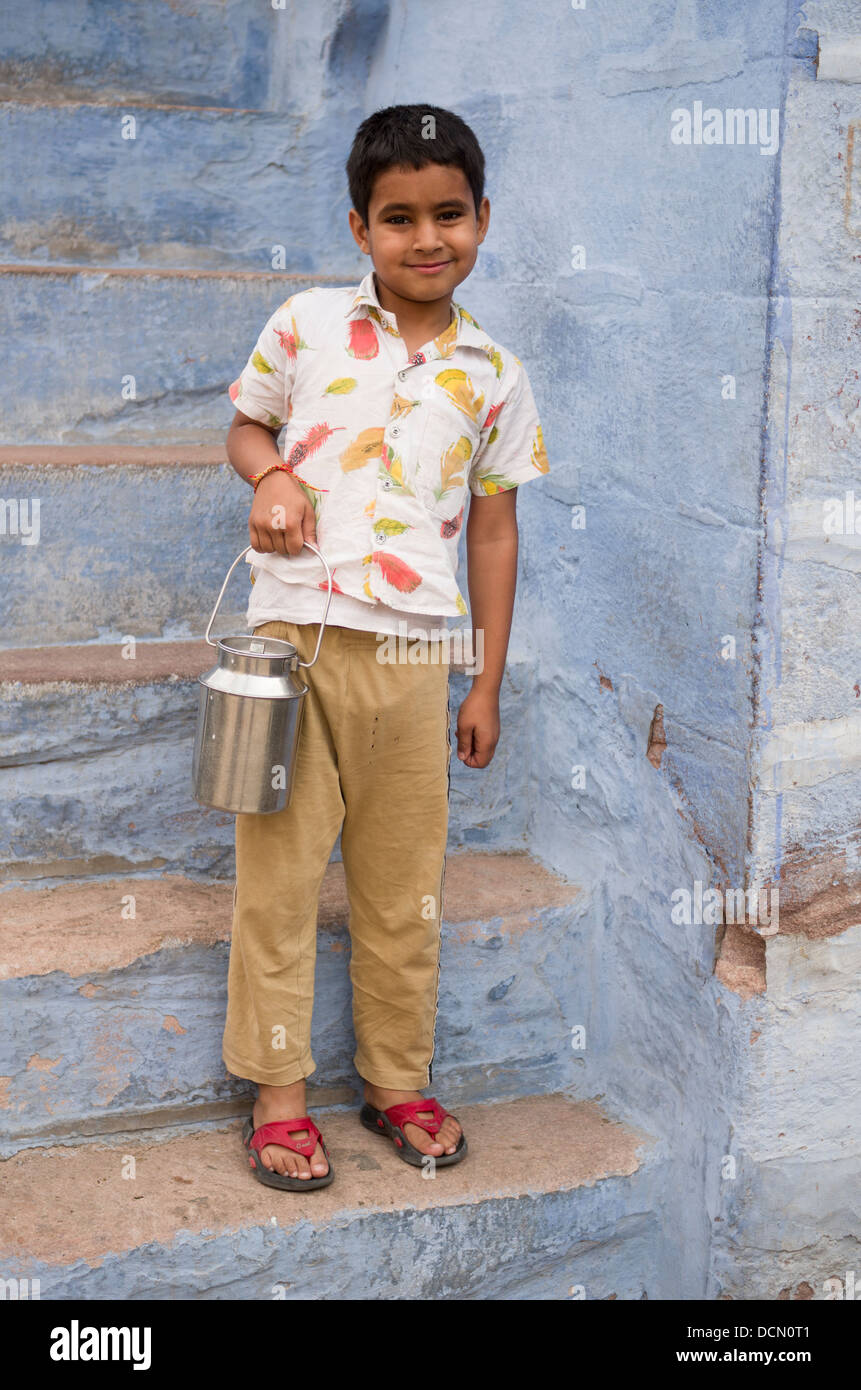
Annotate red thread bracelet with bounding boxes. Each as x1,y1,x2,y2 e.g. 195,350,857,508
250,462,294,492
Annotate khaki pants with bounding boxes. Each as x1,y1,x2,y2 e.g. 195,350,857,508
221,620,452,1090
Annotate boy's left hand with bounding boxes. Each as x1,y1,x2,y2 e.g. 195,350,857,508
456,687,501,768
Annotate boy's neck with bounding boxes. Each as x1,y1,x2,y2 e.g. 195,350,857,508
372,270,455,349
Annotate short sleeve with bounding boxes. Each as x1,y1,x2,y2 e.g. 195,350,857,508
469,356,550,496
226,301,298,430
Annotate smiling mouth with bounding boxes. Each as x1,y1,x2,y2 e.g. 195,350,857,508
408,261,452,268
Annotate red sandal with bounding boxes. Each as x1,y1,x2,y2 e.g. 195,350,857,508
360,1097,468,1168
242,1115,334,1191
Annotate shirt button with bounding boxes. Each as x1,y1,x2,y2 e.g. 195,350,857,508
398,370,407,381
390,426,400,437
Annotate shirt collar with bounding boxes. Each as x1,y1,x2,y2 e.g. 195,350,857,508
345,269,487,353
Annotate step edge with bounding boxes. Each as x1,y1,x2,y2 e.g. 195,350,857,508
0,642,533,686
0,263,355,282
0,1094,654,1268
0,444,229,468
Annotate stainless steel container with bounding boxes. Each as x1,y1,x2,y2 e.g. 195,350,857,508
192,542,333,814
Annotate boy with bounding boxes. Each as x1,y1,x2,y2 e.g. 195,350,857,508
222,104,549,1189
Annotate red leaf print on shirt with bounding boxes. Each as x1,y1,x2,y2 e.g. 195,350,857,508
440,505,464,539
483,400,505,431
317,572,346,594
368,551,422,593
284,423,344,472
347,319,379,360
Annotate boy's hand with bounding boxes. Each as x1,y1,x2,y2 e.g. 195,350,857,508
456,687,500,769
249,471,317,556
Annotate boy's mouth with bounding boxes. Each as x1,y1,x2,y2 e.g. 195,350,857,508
407,260,453,273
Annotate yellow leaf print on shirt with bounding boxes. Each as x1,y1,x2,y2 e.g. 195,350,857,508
380,444,415,495
530,424,550,474
436,436,472,498
390,393,419,420
434,368,484,422
295,477,322,520
373,517,412,540
474,472,516,496
340,427,385,471
325,377,357,395
434,318,458,358
368,306,401,339
479,344,505,377
455,592,468,616
252,350,274,374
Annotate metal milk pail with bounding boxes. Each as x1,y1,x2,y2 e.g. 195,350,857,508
192,542,333,814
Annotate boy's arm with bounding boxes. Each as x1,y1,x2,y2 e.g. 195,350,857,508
457,489,518,768
456,350,550,769
225,300,316,557
226,410,316,558
226,410,280,484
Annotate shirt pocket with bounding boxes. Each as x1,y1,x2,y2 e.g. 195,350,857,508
418,401,481,524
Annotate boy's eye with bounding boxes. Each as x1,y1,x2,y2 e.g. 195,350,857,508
385,211,463,224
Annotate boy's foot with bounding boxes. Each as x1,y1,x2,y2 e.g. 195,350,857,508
252,1081,330,1180
362,1083,463,1157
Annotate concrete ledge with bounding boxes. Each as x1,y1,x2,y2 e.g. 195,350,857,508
0,444,228,469
0,640,211,686
0,264,348,282
0,854,576,979
0,269,324,443
0,1094,660,1299
0,855,582,1150
0,662,535,878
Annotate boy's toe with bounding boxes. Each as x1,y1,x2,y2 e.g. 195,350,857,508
263,1145,293,1177
253,1122,329,1182
439,1117,462,1153
403,1121,444,1155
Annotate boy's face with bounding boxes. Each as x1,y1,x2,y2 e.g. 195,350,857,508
349,162,490,304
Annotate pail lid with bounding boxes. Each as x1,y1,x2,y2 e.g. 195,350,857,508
216,635,298,659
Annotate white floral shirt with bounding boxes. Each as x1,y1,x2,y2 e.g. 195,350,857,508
229,269,549,617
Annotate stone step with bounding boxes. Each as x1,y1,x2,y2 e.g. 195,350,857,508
0,854,580,1155
0,638,230,882
1,0,287,109
0,1093,665,1299
0,105,346,272
0,642,534,882
0,265,338,443
0,446,247,647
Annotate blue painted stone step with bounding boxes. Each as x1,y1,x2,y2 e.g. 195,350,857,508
0,1094,669,1300
0,855,579,1154
0,106,350,272
0,267,338,443
1,0,286,109
0,642,535,880
0,448,248,646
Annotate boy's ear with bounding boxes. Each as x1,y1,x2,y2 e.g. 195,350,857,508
475,196,490,241
348,207,371,254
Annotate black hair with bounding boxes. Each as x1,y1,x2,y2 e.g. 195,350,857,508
346,104,485,225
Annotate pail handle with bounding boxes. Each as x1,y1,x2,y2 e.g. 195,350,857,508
204,541,334,669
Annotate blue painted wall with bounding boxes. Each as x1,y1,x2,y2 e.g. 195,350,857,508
5,0,856,1299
